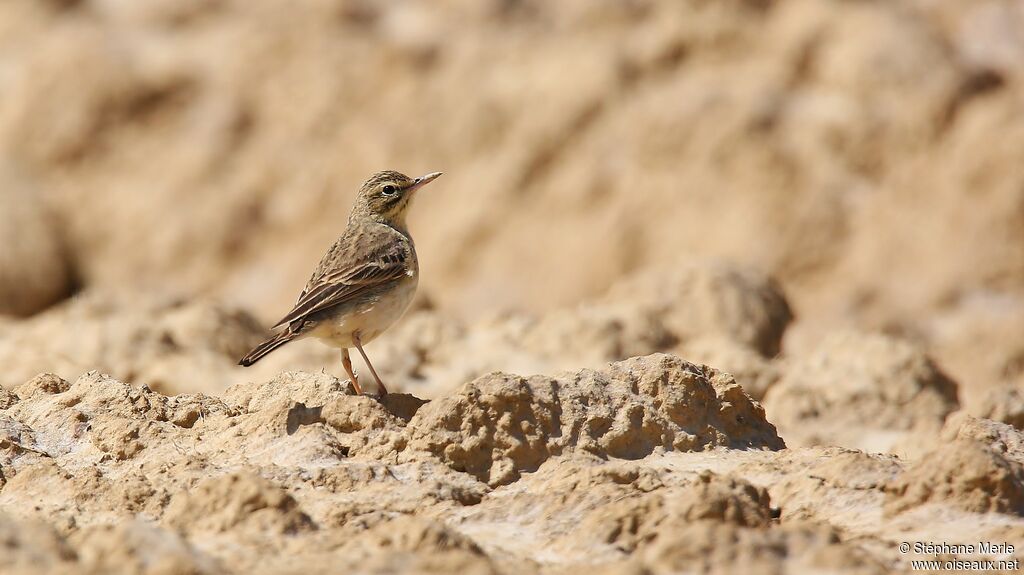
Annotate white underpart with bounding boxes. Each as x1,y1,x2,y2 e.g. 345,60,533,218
310,275,418,349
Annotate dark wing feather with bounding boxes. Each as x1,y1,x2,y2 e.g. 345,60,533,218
271,245,410,329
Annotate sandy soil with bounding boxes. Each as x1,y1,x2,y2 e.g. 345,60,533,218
1,0,1023,573
2,267,1023,573
2,353,1023,574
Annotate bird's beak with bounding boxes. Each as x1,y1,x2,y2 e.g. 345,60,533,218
408,172,443,192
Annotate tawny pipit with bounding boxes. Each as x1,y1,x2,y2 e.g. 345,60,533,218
239,170,442,396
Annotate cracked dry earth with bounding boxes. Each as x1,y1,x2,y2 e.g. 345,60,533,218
2,352,1024,574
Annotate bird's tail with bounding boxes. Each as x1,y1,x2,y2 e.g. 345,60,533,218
239,331,295,366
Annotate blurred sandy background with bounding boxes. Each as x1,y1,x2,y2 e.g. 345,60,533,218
2,0,1022,395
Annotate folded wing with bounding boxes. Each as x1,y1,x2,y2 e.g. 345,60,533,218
272,244,410,329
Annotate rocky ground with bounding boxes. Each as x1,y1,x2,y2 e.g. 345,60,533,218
2,264,1023,574
1,0,1024,573
2,353,1022,575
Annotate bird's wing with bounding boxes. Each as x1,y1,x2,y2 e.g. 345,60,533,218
271,242,411,329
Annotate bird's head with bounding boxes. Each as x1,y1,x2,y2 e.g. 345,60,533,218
352,170,442,228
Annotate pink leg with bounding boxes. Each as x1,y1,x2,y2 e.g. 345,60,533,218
352,332,387,397
341,348,362,395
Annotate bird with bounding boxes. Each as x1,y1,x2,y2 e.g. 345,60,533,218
238,170,442,397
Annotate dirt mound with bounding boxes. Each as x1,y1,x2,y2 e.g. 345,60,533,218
0,170,71,318
767,449,903,524
0,513,78,575
0,358,1021,573
639,521,885,575
886,415,1024,517
885,438,1024,516
163,472,315,535
944,414,1024,467
404,354,783,486
763,331,959,453
973,388,1024,431
369,261,792,400
597,264,793,358
0,356,788,570
69,522,219,575
679,336,781,400
926,298,1024,412
0,292,267,394
0,352,778,492
584,471,774,554
332,515,498,574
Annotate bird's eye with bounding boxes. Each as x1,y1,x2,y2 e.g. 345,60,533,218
381,185,398,196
